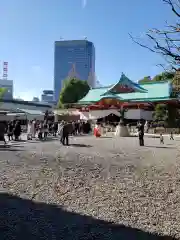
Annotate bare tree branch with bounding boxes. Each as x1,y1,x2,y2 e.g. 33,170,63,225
163,0,180,17
130,0,180,69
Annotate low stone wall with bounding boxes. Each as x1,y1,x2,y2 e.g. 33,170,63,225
150,128,180,134
130,126,180,134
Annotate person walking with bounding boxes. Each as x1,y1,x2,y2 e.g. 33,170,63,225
170,131,174,140
43,121,48,139
0,121,7,145
7,121,14,141
137,120,144,146
13,121,21,141
61,122,70,145
31,119,36,138
38,122,43,140
27,120,33,140
160,133,164,144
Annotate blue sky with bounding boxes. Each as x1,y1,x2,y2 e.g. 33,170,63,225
0,0,175,100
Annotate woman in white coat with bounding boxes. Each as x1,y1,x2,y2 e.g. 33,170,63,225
27,120,33,140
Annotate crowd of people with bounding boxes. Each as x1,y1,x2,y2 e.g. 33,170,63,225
0,118,92,146
27,119,91,142
0,120,22,144
0,117,176,147
27,120,58,140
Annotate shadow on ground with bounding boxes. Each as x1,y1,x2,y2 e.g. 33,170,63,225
0,193,176,240
145,145,176,149
0,145,24,151
11,139,27,143
99,136,113,139
42,137,59,142
70,143,92,148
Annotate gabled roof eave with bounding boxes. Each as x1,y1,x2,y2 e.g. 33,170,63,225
101,73,147,95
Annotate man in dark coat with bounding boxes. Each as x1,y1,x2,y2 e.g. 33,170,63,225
0,122,6,144
137,120,144,146
61,122,71,145
13,121,21,141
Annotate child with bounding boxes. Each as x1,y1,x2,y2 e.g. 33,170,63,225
170,131,174,140
160,133,164,144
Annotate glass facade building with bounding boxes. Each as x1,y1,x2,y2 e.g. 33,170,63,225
54,40,95,102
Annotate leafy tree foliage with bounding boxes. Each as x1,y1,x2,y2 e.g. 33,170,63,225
0,88,7,104
138,76,151,84
0,88,6,99
152,71,175,82
58,78,90,108
161,71,175,80
153,103,179,127
138,71,175,84
153,104,168,122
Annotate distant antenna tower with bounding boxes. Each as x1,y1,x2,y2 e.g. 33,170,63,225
2,62,8,80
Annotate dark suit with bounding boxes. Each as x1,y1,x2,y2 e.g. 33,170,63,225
0,122,6,143
61,123,71,145
137,124,144,146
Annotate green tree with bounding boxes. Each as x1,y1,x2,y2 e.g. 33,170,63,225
0,88,6,107
138,72,174,84
171,70,180,97
152,71,175,82
0,88,6,99
58,78,90,108
167,104,178,127
152,74,163,82
161,71,175,80
153,104,168,123
138,76,151,84
153,103,178,127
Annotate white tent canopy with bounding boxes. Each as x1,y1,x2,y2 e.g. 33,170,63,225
78,110,121,120
6,108,44,120
17,109,44,115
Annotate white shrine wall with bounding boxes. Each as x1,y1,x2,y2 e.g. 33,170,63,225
77,109,153,121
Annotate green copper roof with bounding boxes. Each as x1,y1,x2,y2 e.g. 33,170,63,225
79,80,171,104
102,73,147,95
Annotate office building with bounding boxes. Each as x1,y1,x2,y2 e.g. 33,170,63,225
41,90,54,103
32,97,40,102
54,40,95,102
0,79,13,100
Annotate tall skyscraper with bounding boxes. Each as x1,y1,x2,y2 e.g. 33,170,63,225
54,40,95,102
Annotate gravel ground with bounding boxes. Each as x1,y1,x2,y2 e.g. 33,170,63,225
0,135,180,239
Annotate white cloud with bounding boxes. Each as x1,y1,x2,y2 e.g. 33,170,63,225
82,0,87,8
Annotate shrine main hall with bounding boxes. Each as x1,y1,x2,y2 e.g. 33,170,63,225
75,73,177,120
